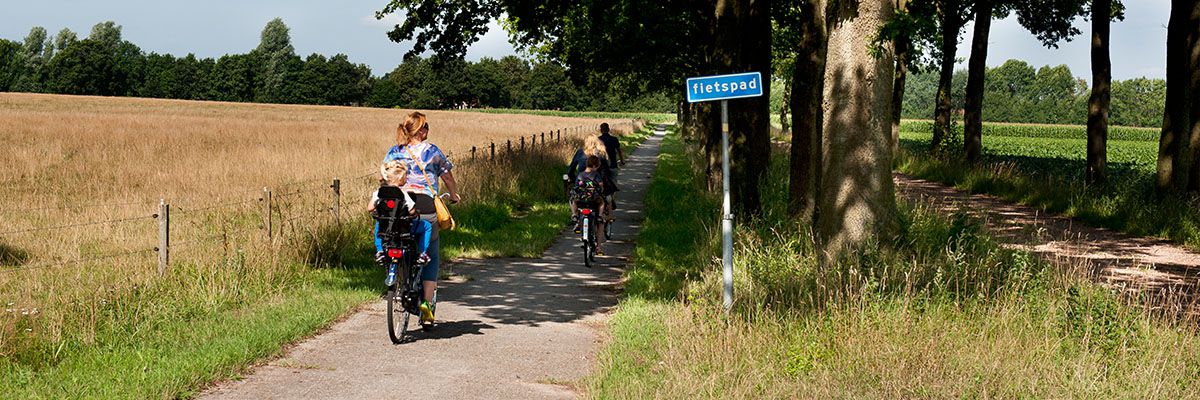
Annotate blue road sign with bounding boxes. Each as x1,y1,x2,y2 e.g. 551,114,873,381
686,72,763,103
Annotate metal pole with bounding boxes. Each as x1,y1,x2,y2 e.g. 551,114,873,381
721,100,733,314
331,178,341,224
158,199,169,275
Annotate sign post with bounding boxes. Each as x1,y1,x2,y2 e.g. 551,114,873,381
685,72,763,315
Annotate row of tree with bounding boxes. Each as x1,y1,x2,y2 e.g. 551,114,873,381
0,20,373,105
871,0,1199,192
368,55,674,111
375,0,1200,259
897,60,1166,128
0,19,675,112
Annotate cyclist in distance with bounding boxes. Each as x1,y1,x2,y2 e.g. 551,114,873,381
597,123,625,177
572,155,608,254
568,135,615,225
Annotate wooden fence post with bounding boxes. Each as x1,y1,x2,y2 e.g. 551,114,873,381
330,178,341,225
262,187,273,242
507,139,512,154
157,199,169,275
541,132,546,146
490,142,496,160
471,146,476,161
520,136,525,152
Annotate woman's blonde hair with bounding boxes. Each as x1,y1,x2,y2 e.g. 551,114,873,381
397,112,428,145
583,135,607,159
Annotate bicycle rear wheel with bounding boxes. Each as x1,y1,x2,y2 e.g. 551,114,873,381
582,216,594,268
387,284,412,344
584,244,593,268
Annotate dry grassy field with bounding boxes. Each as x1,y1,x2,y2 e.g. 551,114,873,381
0,93,636,358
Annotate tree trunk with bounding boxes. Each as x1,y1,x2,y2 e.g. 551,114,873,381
891,32,909,158
1186,0,1200,191
713,0,772,217
931,6,961,151
817,0,897,260
788,0,828,220
1086,0,1112,185
963,0,991,163
677,101,691,140
701,101,723,191
1156,0,1196,193
781,80,791,135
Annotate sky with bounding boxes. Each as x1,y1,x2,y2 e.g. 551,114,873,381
0,0,518,76
0,1,1173,80
959,0,1171,80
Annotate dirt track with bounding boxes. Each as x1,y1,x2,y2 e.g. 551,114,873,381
895,173,1200,307
200,129,666,399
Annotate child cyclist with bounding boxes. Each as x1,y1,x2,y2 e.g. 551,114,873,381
572,155,608,254
369,160,433,271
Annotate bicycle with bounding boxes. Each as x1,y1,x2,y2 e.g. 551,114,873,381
565,173,614,241
372,187,435,344
576,201,600,268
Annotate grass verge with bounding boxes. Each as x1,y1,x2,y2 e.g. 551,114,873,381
587,130,1200,398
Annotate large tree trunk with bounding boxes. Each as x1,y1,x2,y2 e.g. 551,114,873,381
788,0,828,220
817,0,897,260
931,6,961,151
891,32,908,158
1186,0,1200,191
963,0,991,163
1156,0,1197,193
713,0,772,217
1086,0,1112,185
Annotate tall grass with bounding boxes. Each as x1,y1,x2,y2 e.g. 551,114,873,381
0,93,642,396
588,131,1200,398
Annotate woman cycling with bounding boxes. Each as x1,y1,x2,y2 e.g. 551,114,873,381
381,111,461,324
568,135,617,227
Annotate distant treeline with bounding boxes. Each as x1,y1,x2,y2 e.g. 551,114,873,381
900,59,1165,128
0,19,674,112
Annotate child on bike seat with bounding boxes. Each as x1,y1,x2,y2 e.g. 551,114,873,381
571,155,608,253
369,160,432,265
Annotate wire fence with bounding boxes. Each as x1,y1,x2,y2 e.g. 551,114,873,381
0,247,157,275
0,120,644,276
0,199,162,214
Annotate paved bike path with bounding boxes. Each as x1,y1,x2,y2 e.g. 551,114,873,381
201,128,666,399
